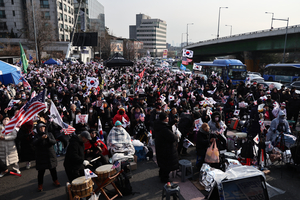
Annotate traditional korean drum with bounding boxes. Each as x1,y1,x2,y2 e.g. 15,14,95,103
95,164,117,184
235,132,247,139
71,176,94,197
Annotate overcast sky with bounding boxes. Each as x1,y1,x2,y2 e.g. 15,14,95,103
101,0,299,47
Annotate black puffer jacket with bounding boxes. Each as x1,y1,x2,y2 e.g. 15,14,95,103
63,134,85,172
32,127,57,170
154,120,179,171
196,127,210,157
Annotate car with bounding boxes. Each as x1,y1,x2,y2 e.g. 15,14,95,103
170,67,180,73
194,73,208,81
285,81,300,90
246,74,264,82
256,81,283,90
247,72,262,77
184,69,192,75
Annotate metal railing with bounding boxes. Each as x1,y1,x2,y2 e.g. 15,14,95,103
186,24,300,47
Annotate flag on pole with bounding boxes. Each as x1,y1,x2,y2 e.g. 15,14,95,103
29,54,33,61
182,49,194,58
62,122,75,135
180,64,186,71
182,57,188,65
2,89,46,135
139,68,146,79
19,76,31,90
98,117,104,142
49,100,64,128
19,43,28,74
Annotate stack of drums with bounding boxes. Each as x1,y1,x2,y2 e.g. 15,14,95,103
71,176,94,198
95,164,117,185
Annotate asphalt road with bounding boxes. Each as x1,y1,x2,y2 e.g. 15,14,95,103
0,145,300,200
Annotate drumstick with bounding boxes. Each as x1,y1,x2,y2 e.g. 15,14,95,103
90,156,101,163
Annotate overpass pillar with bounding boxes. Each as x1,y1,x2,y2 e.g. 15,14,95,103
243,51,260,72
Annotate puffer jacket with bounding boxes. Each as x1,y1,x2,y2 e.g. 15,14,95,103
112,110,130,125
0,129,19,166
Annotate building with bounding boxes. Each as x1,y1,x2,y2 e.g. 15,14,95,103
73,0,105,36
129,13,166,57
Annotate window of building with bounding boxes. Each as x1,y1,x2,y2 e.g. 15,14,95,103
12,10,15,16
59,13,63,21
68,6,70,13
64,4,67,11
64,14,67,22
59,2,62,10
11,0,14,5
69,25,71,31
66,34,69,41
0,10,6,18
43,11,50,20
65,24,68,30
68,0,70,4
68,16,71,23
0,22,7,29
14,22,16,27
61,34,64,41
60,23,63,31
40,0,49,8
0,0,4,7
70,8,73,15
71,18,73,24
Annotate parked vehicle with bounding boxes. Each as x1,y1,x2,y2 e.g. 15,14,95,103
263,63,300,82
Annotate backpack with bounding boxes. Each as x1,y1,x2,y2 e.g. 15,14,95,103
115,161,132,196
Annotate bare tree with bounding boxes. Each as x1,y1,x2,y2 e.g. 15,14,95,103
123,39,135,61
25,1,56,65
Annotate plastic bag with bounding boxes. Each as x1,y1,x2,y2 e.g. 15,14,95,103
205,140,219,163
88,192,101,200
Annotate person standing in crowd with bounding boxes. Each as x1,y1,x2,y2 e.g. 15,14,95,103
196,123,211,169
64,131,90,183
32,122,60,192
0,117,20,175
154,112,179,183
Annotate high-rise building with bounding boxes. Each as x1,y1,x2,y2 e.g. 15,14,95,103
129,13,166,56
73,0,105,36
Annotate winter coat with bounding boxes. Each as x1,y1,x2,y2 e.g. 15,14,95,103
178,113,193,137
196,127,210,157
0,129,19,166
266,110,291,142
64,134,85,172
17,128,36,162
154,120,179,171
32,130,57,170
249,105,261,137
112,110,130,125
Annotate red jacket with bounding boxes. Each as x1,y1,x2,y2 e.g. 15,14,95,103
112,110,130,125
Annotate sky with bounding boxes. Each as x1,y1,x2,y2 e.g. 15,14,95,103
101,0,299,47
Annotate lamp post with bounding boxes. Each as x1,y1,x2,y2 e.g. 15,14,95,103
265,12,274,29
272,17,289,63
217,7,228,39
225,25,232,36
186,23,193,46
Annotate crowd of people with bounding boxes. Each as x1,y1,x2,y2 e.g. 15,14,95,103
0,60,298,189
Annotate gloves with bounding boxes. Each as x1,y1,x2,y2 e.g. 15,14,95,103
83,160,90,166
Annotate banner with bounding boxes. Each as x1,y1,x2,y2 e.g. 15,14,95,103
76,114,88,124
163,49,168,59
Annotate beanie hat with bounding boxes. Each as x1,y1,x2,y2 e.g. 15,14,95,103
115,120,122,126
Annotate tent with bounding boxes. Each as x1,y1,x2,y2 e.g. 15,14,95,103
0,60,22,85
44,58,58,65
104,53,133,67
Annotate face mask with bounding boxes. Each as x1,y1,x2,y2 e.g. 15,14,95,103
215,117,219,121
89,109,93,113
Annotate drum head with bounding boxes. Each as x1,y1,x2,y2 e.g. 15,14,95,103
235,132,247,138
96,164,113,174
224,152,235,157
72,176,90,185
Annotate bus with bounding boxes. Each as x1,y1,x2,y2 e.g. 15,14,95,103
263,63,300,82
194,59,247,85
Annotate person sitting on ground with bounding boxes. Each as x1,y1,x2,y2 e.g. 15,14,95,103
107,121,135,158
266,110,296,149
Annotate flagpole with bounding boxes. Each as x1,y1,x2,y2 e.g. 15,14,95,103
31,0,39,65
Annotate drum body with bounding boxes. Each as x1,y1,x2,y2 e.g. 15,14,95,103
71,176,94,197
95,164,117,184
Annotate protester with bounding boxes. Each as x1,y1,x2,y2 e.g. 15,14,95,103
154,112,179,183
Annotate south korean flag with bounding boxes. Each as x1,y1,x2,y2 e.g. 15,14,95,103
182,49,194,58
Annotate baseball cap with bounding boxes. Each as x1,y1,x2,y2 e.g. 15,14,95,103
80,131,92,140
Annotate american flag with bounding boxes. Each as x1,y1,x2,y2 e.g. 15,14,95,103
3,89,46,135
19,76,31,90
182,57,188,65
62,122,75,135
112,161,120,169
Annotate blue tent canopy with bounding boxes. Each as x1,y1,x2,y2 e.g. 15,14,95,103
0,60,22,85
44,58,58,65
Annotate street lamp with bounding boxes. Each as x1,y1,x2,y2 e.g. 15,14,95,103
225,24,232,36
217,7,228,39
186,23,193,46
272,17,289,63
265,12,274,29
